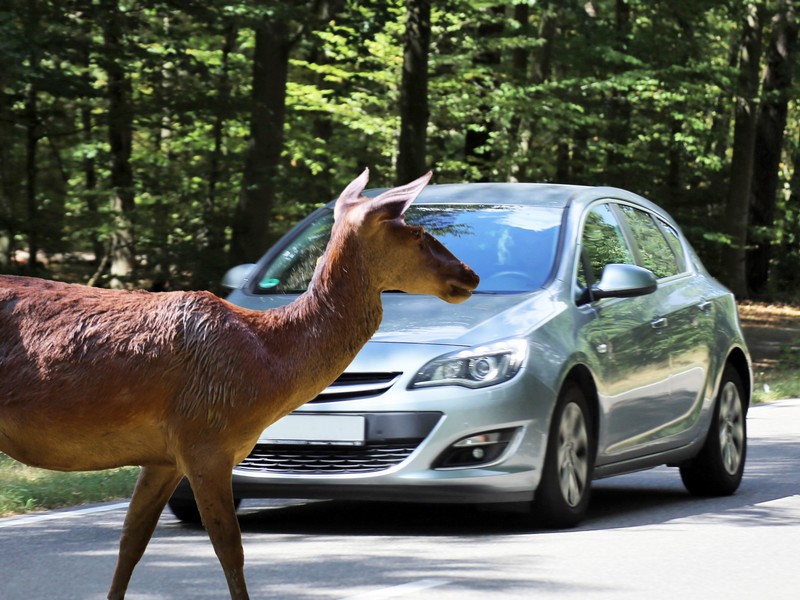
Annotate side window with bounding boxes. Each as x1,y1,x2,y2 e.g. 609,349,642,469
577,203,634,288
618,206,679,279
659,220,687,273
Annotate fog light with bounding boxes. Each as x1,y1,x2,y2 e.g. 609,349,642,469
434,429,517,469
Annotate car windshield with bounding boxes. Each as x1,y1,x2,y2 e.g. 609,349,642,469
254,204,563,294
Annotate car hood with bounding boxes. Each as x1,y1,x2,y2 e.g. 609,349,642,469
229,289,558,348
372,293,549,346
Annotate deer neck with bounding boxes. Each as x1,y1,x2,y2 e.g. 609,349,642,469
248,227,384,410
300,228,384,359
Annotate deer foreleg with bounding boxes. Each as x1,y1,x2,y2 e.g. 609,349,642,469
186,461,249,600
107,465,183,600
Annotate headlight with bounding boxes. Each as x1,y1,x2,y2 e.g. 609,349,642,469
410,339,527,389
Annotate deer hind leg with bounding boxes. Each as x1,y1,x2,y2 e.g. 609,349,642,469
185,460,249,600
107,465,183,600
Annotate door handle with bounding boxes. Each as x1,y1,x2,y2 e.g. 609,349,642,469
697,300,712,314
651,316,668,329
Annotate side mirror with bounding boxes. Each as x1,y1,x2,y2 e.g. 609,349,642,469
592,264,657,300
221,263,256,290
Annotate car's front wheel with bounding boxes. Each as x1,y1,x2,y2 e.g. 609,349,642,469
680,364,747,496
531,382,595,528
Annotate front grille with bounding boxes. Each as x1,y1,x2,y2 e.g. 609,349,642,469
309,372,401,403
235,442,418,474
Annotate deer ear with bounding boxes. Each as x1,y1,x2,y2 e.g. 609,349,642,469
367,170,432,223
334,168,370,222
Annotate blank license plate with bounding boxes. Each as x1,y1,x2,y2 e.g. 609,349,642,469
258,414,365,446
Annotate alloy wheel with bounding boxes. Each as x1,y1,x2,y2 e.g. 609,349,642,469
718,380,745,476
557,402,589,507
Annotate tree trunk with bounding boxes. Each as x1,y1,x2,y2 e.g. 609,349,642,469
148,12,178,292
194,22,238,291
723,2,765,298
774,127,800,289
229,18,291,265
23,0,41,272
508,2,531,182
0,51,10,269
604,0,632,188
81,66,102,268
396,0,431,185
746,0,798,295
707,32,742,164
102,0,136,288
529,1,561,181
533,1,558,85
0,108,10,269
464,7,504,182
666,119,683,203
24,77,40,272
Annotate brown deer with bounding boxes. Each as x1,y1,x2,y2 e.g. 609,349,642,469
0,169,479,599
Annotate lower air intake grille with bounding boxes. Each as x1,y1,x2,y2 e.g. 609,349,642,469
235,443,418,475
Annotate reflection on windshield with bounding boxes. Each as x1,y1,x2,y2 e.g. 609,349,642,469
254,205,563,294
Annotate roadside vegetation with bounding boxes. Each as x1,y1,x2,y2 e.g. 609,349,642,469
740,302,800,403
0,455,139,517
756,346,800,402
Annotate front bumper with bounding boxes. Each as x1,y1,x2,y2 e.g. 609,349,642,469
172,344,558,506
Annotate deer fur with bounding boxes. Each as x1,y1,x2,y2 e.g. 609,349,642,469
0,169,479,599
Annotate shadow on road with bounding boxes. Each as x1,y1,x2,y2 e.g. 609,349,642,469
219,432,800,539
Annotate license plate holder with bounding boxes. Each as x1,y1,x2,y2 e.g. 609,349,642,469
258,414,366,446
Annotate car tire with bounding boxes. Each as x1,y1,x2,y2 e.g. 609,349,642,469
680,364,747,496
167,494,242,525
531,381,595,529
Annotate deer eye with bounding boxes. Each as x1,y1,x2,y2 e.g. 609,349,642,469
409,226,424,240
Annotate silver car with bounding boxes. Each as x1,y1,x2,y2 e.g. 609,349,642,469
169,183,751,528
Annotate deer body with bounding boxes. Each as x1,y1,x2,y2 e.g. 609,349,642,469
0,170,478,599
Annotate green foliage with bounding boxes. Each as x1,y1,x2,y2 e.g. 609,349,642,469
754,345,800,403
0,0,797,296
0,453,139,516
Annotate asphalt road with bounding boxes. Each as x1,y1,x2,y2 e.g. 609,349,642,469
2,399,799,600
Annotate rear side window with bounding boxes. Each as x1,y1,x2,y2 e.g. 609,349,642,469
578,203,634,288
618,206,679,279
659,220,687,273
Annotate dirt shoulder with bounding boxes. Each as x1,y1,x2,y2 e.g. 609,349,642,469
739,302,800,372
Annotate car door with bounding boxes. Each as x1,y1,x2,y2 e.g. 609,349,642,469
576,202,673,464
617,206,714,444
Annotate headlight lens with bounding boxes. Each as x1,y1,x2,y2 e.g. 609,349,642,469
410,339,527,389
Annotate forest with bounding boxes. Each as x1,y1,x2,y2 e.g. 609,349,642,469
0,0,798,300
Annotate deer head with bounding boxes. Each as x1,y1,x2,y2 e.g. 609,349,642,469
333,169,479,304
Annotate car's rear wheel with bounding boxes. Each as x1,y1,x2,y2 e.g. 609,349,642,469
680,364,747,496
531,382,595,528
167,496,203,524
168,490,242,525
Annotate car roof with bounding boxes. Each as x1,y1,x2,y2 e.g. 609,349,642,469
362,181,666,209
347,182,676,229
362,182,587,208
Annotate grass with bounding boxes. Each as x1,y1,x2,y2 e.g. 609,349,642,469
752,345,800,403
0,454,139,517
739,302,800,404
